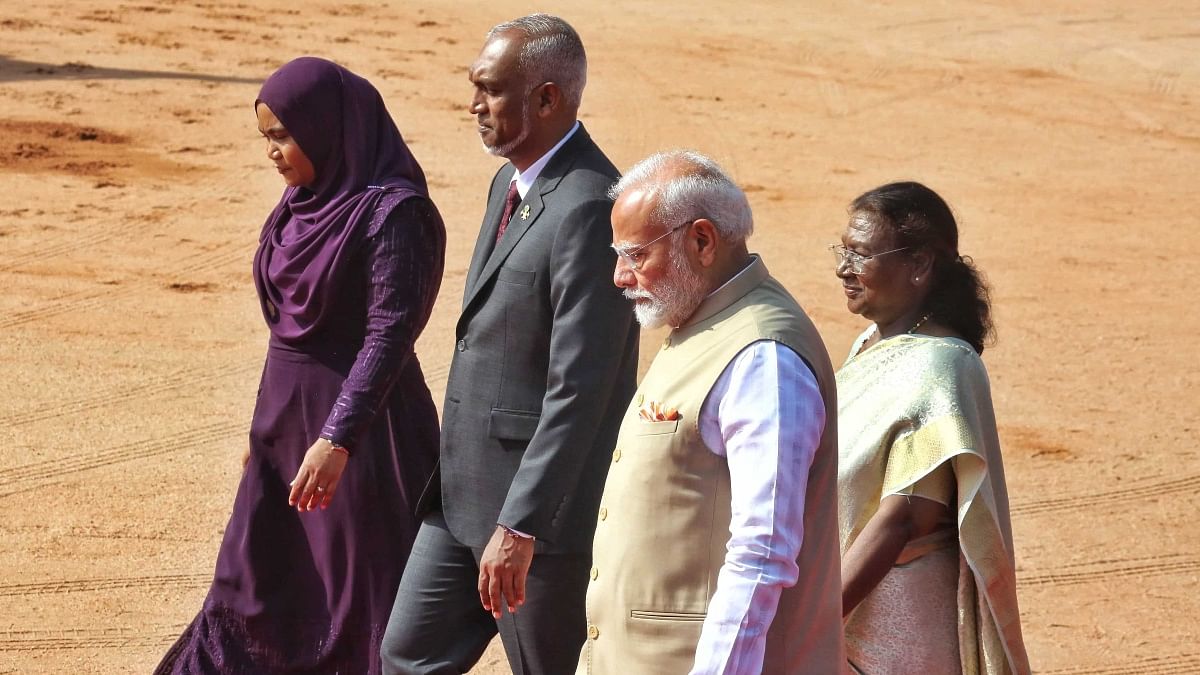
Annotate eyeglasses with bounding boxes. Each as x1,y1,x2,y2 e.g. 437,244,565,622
611,220,693,271
830,244,911,275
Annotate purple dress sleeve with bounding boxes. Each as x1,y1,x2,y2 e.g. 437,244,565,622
319,196,446,450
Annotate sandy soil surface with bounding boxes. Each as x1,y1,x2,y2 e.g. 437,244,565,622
1,1,1197,672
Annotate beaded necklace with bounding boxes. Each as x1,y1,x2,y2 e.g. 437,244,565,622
855,312,934,357
908,312,932,334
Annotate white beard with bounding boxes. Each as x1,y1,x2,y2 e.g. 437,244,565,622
623,251,707,329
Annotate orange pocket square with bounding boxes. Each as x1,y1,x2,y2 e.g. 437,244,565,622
638,400,680,421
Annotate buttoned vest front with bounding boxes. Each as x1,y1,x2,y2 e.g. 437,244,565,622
577,258,846,675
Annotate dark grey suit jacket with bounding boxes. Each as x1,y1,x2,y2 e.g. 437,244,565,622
434,125,638,554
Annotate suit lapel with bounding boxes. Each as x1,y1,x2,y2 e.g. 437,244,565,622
462,167,516,310
465,188,545,303
459,127,591,317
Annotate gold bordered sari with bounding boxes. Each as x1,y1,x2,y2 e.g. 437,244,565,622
837,331,1030,675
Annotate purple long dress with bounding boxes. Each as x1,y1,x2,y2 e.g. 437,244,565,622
157,58,444,675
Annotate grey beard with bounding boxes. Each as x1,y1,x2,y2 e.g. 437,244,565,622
482,127,528,157
481,100,531,158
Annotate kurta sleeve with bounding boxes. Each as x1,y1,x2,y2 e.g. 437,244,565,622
319,196,446,450
692,341,825,674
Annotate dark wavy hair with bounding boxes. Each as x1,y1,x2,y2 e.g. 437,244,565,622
850,181,994,354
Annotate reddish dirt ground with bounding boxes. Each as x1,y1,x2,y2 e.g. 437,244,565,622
1,1,1197,673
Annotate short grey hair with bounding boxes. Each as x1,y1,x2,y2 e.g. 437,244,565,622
487,14,587,109
609,150,754,241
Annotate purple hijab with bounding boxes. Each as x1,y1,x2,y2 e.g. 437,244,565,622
252,57,428,340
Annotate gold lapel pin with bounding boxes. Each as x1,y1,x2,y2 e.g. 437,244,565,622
520,204,531,220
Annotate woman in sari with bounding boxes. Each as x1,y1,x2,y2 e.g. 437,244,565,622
833,182,1030,674
156,57,445,674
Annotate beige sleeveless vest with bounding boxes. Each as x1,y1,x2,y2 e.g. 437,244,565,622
577,257,846,675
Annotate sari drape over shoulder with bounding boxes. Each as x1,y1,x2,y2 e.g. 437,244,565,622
837,332,1030,675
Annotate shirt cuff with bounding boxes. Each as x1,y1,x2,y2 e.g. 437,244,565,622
499,524,535,540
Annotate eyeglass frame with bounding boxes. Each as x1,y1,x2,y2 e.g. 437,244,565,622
611,220,694,271
830,244,912,275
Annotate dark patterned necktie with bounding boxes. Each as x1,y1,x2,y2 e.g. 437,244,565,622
495,180,520,243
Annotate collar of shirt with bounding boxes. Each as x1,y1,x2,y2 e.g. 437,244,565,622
511,120,581,199
672,254,766,331
706,254,758,298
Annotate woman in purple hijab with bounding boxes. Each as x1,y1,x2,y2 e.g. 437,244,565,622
157,57,445,674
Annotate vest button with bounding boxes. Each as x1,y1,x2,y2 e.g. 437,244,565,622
612,448,622,463
590,566,599,580
456,339,467,352
598,507,607,521
587,624,600,640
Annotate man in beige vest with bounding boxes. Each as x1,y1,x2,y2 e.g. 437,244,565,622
576,150,846,674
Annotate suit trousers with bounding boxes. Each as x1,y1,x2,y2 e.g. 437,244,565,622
381,511,590,675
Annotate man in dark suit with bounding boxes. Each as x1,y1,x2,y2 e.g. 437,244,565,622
381,14,638,675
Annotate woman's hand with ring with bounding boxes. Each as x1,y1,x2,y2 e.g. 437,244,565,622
288,438,348,512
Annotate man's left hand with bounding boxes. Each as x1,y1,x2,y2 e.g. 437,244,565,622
478,526,534,619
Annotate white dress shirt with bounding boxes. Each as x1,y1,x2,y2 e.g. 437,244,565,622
511,120,580,198
690,338,826,674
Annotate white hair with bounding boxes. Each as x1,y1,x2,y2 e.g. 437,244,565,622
609,150,753,242
488,14,587,110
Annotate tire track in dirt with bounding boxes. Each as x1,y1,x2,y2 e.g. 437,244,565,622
0,573,208,597
0,523,203,544
0,167,252,273
0,420,242,498
1150,71,1179,96
0,171,256,335
1021,553,1200,587
0,288,121,330
0,238,251,331
423,360,450,388
2,362,256,427
1010,472,1200,517
169,239,254,277
1041,652,1200,674
0,226,127,272
0,626,184,652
